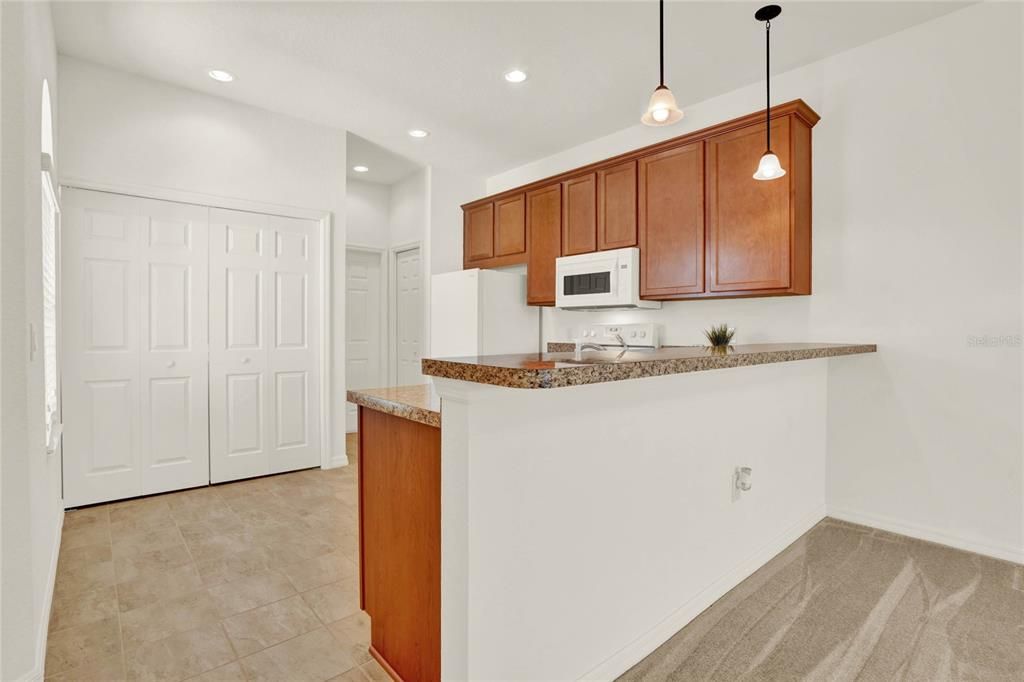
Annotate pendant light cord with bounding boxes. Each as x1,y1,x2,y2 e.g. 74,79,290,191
659,0,665,86
765,18,771,151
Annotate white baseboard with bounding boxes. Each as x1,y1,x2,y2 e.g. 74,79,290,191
580,504,827,681
19,507,64,682
327,453,350,469
827,505,1024,565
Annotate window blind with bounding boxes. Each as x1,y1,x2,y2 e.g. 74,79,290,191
41,169,59,451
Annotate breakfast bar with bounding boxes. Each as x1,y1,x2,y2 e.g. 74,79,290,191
349,342,876,681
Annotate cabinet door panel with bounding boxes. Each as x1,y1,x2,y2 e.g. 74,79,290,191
495,194,526,257
707,117,792,292
639,143,705,297
464,203,494,263
597,160,637,250
560,174,596,256
526,184,561,306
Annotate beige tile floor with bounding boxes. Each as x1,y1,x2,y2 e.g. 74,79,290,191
45,433,388,682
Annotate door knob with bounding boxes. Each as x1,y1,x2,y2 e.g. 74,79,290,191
167,361,176,368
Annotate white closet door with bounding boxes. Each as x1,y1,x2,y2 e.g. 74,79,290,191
209,209,271,482
62,189,209,506
267,215,320,475
209,209,320,482
395,246,423,385
345,249,384,432
139,199,210,496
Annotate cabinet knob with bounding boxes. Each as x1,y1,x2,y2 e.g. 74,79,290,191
167,360,176,368
242,357,251,364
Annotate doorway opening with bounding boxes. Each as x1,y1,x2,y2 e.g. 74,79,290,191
344,133,427,434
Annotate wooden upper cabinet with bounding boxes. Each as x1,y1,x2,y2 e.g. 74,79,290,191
526,184,562,306
639,142,705,297
561,173,597,256
461,100,817,300
597,160,637,251
464,203,494,264
706,116,807,293
494,194,526,257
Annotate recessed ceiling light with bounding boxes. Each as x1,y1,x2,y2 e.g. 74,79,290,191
208,69,235,83
352,165,369,173
407,129,430,139
504,69,528,83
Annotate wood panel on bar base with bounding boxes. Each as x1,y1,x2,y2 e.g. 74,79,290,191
357,406,441,682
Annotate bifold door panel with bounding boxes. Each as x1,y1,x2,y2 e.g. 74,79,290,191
208,208,320,483
62,189,321,506
62,189,210,507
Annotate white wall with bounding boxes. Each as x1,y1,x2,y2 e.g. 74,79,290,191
58,56,351,465
486,4,1023,562
1,2,64,679
347,179,390,249
427,166,485,277
390,169,428,248
436,362,829,680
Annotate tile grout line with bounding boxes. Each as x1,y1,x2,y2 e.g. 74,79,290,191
216,620,247,680
113,567,128,681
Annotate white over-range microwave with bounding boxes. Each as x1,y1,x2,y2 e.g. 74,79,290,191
555,247,661,310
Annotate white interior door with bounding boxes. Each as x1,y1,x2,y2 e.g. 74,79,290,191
395,246,423,385
209,208,320,482
345,249,385,432
62,189,209,506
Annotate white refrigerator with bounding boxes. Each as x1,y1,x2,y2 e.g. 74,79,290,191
429,269,540,358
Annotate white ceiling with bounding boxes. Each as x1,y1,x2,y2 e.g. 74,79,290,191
346,132,422,185
52,1,966,178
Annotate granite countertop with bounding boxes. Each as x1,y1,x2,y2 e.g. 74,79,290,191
422,343,877,390
346,384,440,427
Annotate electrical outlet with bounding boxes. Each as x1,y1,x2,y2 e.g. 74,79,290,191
735,466,752,491
732,466,752,502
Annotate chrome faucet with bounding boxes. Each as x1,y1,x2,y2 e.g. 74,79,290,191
612,333,634,360
573,341,607,361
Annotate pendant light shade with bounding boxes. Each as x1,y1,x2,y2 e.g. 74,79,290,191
753,151,785,180
641,0,683,126
753,4,785,180
642,86,684,126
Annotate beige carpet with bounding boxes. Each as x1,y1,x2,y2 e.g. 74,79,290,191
619,518,1023,681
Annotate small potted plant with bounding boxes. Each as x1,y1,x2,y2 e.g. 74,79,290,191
704,323,736,354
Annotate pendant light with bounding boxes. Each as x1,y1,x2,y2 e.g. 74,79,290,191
641,0,683,126
753,5,785,180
